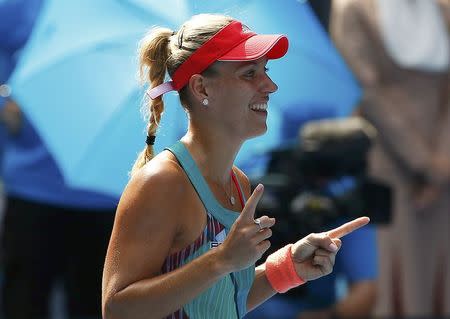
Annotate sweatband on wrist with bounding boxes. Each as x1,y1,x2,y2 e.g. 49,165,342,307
265,244,305,293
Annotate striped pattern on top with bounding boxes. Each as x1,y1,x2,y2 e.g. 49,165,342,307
162,212,228,319
161,141,254,319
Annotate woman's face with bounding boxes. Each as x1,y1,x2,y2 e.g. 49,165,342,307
205,57,278,140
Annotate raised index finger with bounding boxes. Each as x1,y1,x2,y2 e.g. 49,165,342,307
238,184,264,222
326,217,370,239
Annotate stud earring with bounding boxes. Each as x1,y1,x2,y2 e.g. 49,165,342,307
202,98,209,106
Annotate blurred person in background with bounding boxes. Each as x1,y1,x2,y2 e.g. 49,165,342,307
331,0,450,317
0,0,118,318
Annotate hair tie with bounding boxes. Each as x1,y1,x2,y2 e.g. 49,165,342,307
146,135,156,146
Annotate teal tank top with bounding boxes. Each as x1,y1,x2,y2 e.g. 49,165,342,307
162,141,255,319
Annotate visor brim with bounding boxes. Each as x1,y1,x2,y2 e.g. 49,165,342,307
217,34,289,61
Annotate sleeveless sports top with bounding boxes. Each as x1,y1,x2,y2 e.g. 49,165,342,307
162,141,255,319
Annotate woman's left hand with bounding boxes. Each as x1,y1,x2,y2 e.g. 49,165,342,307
291,217,370,281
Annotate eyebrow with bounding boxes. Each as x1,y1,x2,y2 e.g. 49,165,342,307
235,60,267,71
236,62,257,70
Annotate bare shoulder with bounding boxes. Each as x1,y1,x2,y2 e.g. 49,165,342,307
232,165,251,199
117,151,189,226
104,151,191,292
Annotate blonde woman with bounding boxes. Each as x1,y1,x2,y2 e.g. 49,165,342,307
102,14,369,319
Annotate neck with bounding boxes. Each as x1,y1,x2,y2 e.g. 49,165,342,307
181,124,243,185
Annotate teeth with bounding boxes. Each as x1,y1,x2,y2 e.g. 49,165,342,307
250,103,268,111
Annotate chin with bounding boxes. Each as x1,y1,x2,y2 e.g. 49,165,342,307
246,126,268,139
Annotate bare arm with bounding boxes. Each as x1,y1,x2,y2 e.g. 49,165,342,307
246,264,276,311
102,160,273,319
247,215,370,313
239,161,371,313
231,167,278,311
105,251,230,319
102,160,231,319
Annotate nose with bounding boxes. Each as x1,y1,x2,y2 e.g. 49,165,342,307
262,73,278,94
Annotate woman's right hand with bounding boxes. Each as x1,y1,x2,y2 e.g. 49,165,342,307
215,184,275,273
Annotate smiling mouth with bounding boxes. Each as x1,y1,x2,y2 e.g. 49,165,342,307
249,103,268,112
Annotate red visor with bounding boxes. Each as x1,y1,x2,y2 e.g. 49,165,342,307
147,20,289,99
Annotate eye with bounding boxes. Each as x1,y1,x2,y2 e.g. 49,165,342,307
244,70,256,78
242,66,269,78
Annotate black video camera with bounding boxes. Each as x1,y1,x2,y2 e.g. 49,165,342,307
253,117,392,244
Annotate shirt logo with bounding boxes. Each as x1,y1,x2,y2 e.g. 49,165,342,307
210,241,222,249
210,229,226,249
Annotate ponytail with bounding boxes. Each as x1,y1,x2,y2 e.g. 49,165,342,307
130,27,173,175
131,15,233,176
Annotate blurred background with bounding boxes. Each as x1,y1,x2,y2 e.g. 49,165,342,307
0,0,448,318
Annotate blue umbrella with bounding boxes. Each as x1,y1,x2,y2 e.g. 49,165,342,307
9,0,360,196
8,0,188,196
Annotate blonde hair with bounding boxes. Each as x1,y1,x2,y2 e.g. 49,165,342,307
130,14,233,175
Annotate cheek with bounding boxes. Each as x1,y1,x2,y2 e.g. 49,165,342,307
219,84,253,106
210,78,254,114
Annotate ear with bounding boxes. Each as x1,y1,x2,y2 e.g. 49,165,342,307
188,74,209,103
